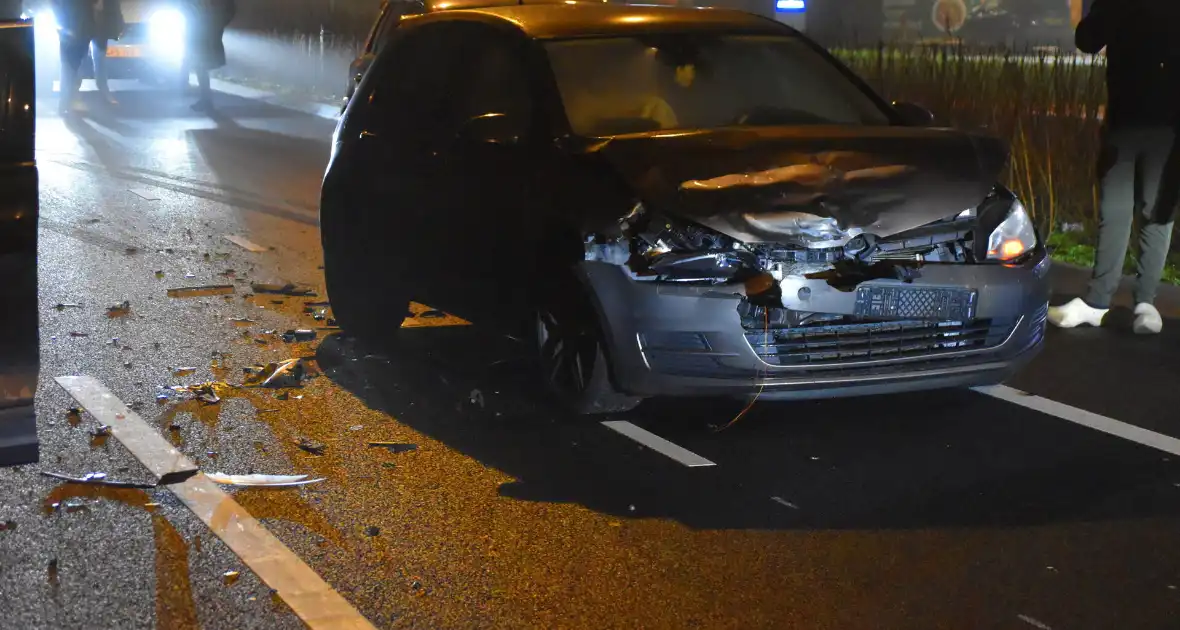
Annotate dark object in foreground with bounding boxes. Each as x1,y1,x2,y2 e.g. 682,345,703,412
0,14,40,466
322,3,1050,415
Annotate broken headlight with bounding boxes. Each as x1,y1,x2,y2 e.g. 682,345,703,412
985,199,1036,262
623,203,756,283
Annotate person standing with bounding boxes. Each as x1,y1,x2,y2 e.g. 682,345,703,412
182,0,235,112
50,0,97,114
89,0,124,105
1048,0,1180,334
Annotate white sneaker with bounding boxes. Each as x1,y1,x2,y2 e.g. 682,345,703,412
1132,302,1163,334
1047,297,1108,328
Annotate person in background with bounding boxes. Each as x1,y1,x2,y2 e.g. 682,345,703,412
1048,0,1180,333
50,0,97,114
182,0,235,112
89,0,124,105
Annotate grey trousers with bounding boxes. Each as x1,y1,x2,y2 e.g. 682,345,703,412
1085,126,1179,308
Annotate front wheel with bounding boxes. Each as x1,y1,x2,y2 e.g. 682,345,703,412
535,286,642,415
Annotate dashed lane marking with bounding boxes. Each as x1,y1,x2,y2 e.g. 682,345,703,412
602,421,717,468
55,376,378,630
974,384,1180,457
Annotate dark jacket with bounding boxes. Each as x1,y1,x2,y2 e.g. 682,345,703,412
49,0,96,41
97,0,125,41
1076,0,1180,129
184,0,235,70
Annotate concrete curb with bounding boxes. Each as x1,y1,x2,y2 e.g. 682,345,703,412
209,78,341,121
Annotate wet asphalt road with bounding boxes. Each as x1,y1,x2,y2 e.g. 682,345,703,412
3,84,1180,630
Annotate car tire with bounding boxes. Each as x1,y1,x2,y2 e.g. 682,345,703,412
321,192,411,345
534,278,642,415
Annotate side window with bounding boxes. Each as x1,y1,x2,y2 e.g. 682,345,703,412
362,2,390,54
368,23,465,148
450,26,534,133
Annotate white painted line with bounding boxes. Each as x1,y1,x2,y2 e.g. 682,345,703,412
55,376,377,630
56,376,196,483
128,188,161,201
974,384,1180,457
770,496,799,510
224,234,268,253
601,420,716,467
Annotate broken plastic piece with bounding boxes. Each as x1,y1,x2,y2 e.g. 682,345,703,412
41,471,157,489
205,473,325,487
281,329,316,342
225,235,268,252
54,303,83,310
172,367,197,377
167,285,235,298
368,442,418,454
223,570,241,585
106,301,131,318
243,359,305,388
68,331,89,338
295,437,326,456
251,282,316,296
169,382,233,404
91,425,111,437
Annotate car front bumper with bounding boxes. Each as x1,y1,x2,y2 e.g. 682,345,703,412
581,249,1051,400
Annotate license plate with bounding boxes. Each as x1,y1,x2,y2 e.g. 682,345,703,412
854,285,977,321
105,45,142,58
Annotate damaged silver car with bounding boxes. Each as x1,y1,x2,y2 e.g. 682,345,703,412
320,2,1051,414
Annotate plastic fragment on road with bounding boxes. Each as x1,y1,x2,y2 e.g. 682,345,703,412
169,382,234,404
54,302,82,310
364,526,380,536
243,359,305,388
224,235,268,253
106,301,131,318
128,188,160,201
368,442,418,454
250,282,316,296
41,471,157,489
295,437,326,456
223,570,241,585
68,331,88,337
167,284,235,298
281,329,316,342
229,317,255,326
206,473,325,487
172,367,198,377
91,425,111,437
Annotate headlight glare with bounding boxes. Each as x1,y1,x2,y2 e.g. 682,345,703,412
986,200,1036,261
149,9,187,60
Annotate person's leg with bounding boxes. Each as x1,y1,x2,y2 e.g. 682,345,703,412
1128,128,1179,332
1084,130,1137,308
90,37,114,102
57,36,88,113
193,67,213,110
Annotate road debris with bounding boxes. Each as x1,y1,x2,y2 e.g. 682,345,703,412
167,284,235,298
770,496,799,510
295,437,326,456
349,425,364,431
1017,614,1053,630
68,331,89,337
223,570,241,586
364,526,380,537
41,471,157,489
128,188,160,201
312,309,327,321
124,247,139,255
169,382,233,404
244,359,305,388
229,317,256,326
251,282,316,296
368,442,418,454
281,329,316,342
154,270,165,279
469,389,485,409
206,473,325,487
420,310,446,319
91,425,111,437
48,559,59,587
224,235,268,252
172,367,198,377
54,302,83,310
0,520,16,532
106,301,131,318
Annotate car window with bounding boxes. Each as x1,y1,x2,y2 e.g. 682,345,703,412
363,1,391,54
449,26,533,134
543,34,892,137
370,23,464,149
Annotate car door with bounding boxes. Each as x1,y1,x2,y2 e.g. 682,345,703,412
348,22,468,310
420,23,546,326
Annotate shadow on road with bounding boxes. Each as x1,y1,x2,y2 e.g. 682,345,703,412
317,310,1180,532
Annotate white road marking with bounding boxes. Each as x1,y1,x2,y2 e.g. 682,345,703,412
974,384,1180,457
224,234,269,253
1017,613,1053,630
602,421,716,467
55,376,377,630
770,496,799,510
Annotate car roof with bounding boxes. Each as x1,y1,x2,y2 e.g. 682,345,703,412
404,2,791,39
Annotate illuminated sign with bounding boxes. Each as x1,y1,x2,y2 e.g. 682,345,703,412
775,0,805,12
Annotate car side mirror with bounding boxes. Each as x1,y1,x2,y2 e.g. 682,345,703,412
893,101,935,127
455,112,523,146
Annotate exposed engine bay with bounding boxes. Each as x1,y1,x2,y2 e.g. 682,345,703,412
584,200,982,305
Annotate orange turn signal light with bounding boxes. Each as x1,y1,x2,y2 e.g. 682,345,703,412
989,239,1028,261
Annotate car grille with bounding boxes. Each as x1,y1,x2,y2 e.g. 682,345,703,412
744,316,1016,367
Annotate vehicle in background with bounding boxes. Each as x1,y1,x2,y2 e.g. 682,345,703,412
0,11,41,466
25,0,188,96
321,3,1050,414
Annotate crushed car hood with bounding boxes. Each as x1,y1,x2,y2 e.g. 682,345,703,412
582,126,1007,245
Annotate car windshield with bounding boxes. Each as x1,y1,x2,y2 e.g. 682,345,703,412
544,34,893,137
